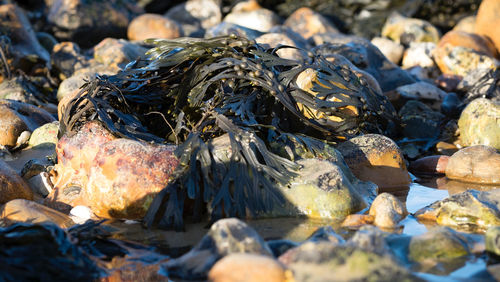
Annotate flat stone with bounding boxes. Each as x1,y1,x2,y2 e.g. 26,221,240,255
0,199,74,228
0,159,33,203
445,145,500,184
396,81,447,101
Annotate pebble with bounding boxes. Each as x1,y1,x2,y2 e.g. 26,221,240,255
51,41,90,79
458,98,500,150
208,253,289,282
337,134,411,190
283,7,339,39
0,104,28,147
165,0,222,37
370,37,404,64
402,42,436,69
205,22,263,40
28,122,59,148
433,31,499,76
223,2,280,33
475,0,500,52
453,15,476,33
255,33,304,60
47,0,141,48
395,81,447,101
445,145,500,184
368,192,407,229
381,12,440,45
69,205,92,224
93,38,147,71
127,13,182,41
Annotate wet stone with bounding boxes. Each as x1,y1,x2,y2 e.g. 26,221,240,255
341,214,374,229
382,12,440,46
279,241,413,281
409,155,449,176
283,7,339,39
127,13,182,41
163,218,273,280
458,98,500,150
208,253,289,282
408,227,470,262
306,226,345,244
0,199,74,228
368,192,407,229
370,37,404,64
485,226,500,257
337,134,411,190
414,189,500,232
445,145,500,185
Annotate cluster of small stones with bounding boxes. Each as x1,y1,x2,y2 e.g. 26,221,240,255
0,0,499,280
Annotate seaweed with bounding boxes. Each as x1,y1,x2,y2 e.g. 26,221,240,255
60,35,399,229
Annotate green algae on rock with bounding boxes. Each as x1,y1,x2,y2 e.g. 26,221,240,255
408,227,470,262
414,189,500,232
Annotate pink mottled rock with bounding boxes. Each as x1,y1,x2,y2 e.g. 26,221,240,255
85,138,179,218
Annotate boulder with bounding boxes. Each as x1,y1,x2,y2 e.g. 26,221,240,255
458,98,500,150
